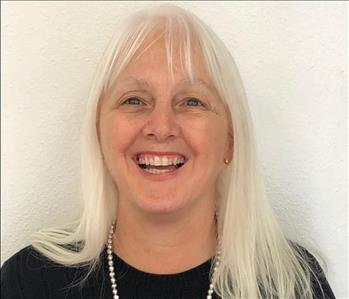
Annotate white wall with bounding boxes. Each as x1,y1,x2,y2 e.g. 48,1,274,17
1,1,347,297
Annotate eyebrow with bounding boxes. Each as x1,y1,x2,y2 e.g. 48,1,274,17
121,76,215,93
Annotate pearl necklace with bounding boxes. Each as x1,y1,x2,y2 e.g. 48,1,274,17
106,222,222,299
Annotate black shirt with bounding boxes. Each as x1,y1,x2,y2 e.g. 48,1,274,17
1,245,336,299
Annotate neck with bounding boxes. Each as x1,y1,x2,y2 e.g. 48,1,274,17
112,200,218,274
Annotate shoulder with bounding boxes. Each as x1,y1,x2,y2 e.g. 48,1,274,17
290,242,336,299
290,242,328,278
291,242,324,270
2,245,47,269
1,245,80,299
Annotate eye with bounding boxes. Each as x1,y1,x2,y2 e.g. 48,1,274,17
183,97,204,107
121,97,145,105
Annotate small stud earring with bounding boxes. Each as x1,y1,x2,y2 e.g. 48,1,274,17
224,158,229,164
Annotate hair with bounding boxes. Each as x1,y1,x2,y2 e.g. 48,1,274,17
31,4,327,298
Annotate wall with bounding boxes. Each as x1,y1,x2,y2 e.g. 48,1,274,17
1,1,347,297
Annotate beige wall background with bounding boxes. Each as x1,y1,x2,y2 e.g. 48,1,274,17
1,1,347,297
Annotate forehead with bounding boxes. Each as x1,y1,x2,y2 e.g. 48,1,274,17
118,76,215,94
118,37,212,87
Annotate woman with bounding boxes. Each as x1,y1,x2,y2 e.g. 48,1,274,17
1,5,336,299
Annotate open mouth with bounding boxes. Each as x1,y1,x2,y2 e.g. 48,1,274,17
135,154,187,175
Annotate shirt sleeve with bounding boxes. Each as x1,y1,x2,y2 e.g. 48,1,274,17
294,244,336,299
308,252,336,299
1,250,26,299
1,246,50,299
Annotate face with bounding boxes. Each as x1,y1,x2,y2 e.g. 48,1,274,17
98,40,232,216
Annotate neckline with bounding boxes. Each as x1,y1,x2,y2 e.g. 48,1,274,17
103,247,214,291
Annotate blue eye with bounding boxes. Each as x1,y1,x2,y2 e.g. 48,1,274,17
122,97,144,105
185,97,204,107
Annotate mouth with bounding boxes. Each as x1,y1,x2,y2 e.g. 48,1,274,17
133,153,188,175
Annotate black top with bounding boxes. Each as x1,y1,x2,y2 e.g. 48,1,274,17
1,245,336,299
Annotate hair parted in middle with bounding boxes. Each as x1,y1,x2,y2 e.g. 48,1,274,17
31,5,324,298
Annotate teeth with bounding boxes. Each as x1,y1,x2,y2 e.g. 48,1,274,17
144,168,173,174
160,157,169,166
154,156,161,166
137,155,185,166
175,157,184,164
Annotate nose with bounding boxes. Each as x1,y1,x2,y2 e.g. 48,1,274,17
142,102,180,142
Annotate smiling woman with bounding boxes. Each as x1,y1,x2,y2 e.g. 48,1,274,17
1,4,336,299
98,36,231,220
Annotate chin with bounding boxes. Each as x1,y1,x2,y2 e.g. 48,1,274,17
135,195,186,216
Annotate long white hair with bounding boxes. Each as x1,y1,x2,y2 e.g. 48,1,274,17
32,5,326,298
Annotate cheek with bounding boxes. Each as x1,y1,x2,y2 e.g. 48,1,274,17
99,114,139,156
182,116,227,159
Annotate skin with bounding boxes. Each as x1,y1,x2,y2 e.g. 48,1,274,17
98,38,233,274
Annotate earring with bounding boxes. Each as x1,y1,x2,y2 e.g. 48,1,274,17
224,158,229,164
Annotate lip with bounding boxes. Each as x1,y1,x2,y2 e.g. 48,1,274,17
131,151,189,181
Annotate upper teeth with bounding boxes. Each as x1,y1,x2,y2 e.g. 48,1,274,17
137,155,185,166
